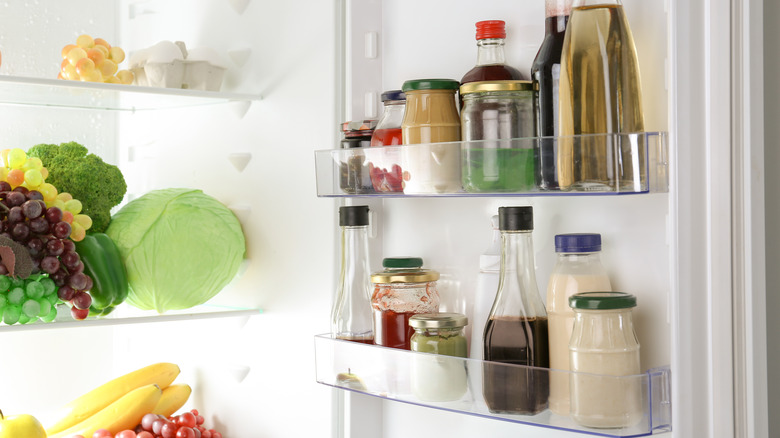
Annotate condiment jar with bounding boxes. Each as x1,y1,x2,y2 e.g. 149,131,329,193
339,120,376,194
547,233,612,416
460,80,536,192
409,313,469,402
400,79,462,194
368,90,406,193
568,292,642,428
370,257,440,350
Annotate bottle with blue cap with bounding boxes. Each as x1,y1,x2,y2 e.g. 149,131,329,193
546,232,612,416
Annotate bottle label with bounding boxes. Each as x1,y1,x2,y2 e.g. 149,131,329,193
552,63,560,136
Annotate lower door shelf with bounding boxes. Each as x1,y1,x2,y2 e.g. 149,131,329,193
314,334,671,437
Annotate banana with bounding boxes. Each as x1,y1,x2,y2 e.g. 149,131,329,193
46,362,179,435
48,383,162,438
152,383,192,417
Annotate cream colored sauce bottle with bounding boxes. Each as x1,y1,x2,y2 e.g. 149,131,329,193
546,233,611,416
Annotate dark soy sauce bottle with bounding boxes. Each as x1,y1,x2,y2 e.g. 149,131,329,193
531,0,572,190
461,20,526,86
483,206,549,415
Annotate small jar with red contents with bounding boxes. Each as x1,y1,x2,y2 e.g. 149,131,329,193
368,90,406,193
370,257,440,350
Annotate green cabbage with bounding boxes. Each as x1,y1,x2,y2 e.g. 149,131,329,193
105,188,245,313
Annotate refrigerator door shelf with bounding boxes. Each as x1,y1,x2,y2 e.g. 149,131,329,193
315,132,669,197
0,75,262,112
314,334,672,437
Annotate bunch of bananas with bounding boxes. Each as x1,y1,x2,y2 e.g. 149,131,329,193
46,362,192,438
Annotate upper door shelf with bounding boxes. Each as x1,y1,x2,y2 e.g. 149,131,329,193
315,131,668,197
0,75,262,111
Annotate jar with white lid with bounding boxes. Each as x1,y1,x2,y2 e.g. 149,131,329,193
409,313,469,402
568,291,641,428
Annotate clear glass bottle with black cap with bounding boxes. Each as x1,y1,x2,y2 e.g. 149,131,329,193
331,205,373,344
483,206,549,415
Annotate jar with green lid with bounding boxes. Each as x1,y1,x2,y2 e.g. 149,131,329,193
460,80,536,192
568,291,642,428
370,257,440,350
401,79,462,194
409,313,469,402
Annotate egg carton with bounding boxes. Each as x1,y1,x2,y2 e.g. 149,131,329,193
130,41,226,91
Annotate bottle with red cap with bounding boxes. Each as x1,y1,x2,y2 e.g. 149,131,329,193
461,20,526,86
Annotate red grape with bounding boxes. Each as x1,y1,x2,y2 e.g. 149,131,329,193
58,284,76,301
211,432,222,438
83,274,93,291
26,190,43,201
7,206,24,223
53,221,71,239
61,251,80,270
161,422,177,438
52,268,68,286
30,216,49,233
6,191,25,206
41,255,60,274
11,222,30,240
201,430,212,438
69,272,88,290
72,291,92,310
46,239,64,256
176,427,195,438
0,182,10,191
141,413,158,431
45,207,63,223
12,186,28,195
178,412,196,428
192,429,201,438
137,432,154,438
63,239,75,252
116,430,137,438
93,429,113,438
195,415,204,426
71,306,89,320
21,199,43,218
152,419,167,435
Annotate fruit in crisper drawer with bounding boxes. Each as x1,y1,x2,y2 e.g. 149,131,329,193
59,35,133,84
0,409,46,438
336,370,367,391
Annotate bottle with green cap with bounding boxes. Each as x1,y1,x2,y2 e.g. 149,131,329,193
568,291,642,428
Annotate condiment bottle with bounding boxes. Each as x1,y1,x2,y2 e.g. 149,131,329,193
568,292,642,428
400,79,461,194
330,205,374,344
546,233,612,416
370,257,440,350
558,0,645,191
470,215,501,360
409,313,469,402
368,90,406,193
339,120,377,194
461,20,526,86
483,206,549,415
531,0,573,190
460,80,536,192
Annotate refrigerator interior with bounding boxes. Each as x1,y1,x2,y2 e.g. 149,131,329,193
0,1,339,437
333,0,672,437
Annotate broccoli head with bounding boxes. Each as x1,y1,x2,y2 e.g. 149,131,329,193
27,141,127,233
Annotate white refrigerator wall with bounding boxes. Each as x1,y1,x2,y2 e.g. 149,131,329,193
342,0,671,437
0,1,339,437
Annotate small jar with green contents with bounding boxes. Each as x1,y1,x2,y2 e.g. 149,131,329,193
409,313,469,402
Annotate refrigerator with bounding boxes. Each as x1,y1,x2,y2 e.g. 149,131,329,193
0,0,772,437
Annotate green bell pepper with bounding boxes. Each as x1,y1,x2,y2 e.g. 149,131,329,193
75,233,128,312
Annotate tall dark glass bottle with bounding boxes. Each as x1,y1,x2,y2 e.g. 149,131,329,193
482,206,549,415
531,0,572,190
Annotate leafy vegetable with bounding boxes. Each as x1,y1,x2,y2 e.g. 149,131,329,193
27,142,126,233
105,188,245,313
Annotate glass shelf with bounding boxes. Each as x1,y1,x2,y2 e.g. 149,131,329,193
0,304,261,332
314,334,672,437
0,75,262,111
315,131,668,197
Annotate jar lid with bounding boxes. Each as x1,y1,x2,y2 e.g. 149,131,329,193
339,205,369,227
381,90,406,102
569,292,637,310
498,206,533,231
341,120,378,133
402,79,460,92
460,80,533,95
555,233,602,253
383,257,423,269
475,20,506,40
409,313,468,329
371,269,440,283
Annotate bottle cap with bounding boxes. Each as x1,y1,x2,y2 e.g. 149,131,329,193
569,292,637,310
382,257,423,269
341,120,378,133
555,233,602,253
409,313,468,329
498,206,533,231
381,90,406,102
476,20,507,40
339,205,369,226
402,79,460,92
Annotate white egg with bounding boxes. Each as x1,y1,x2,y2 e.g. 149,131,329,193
146,40,185,64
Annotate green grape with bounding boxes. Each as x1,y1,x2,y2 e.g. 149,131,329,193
7,287,24,305
10,278,23,289
0,276,11,292
0,295,6,309
3,305,20,325
40,277,55,295
22,299,40,318
37,298,51,318
18,313,29,324
40,305,57,323
25,281,44,300
46,292,59,305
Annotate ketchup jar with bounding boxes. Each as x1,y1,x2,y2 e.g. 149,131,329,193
370,257,440,350
369,90,406,193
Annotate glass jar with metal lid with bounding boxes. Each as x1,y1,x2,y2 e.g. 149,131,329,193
409,313,469,402
370,257,440,350
568,291,642,428
339,120,377,194
460,80,536,193
401,79,462,194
